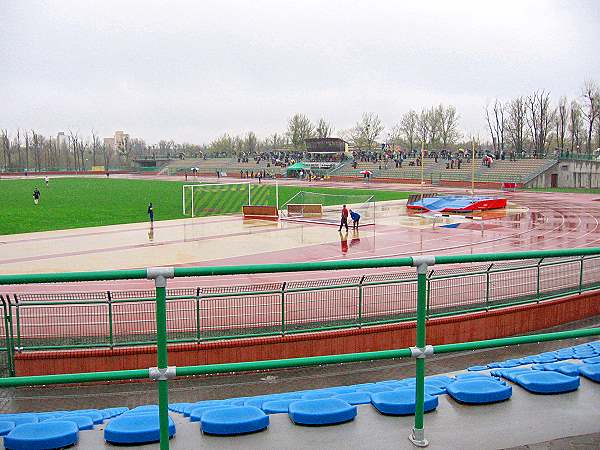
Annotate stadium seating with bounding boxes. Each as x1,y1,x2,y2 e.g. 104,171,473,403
0,339,598,448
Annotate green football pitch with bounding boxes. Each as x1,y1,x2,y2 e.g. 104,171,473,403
1,178,411,235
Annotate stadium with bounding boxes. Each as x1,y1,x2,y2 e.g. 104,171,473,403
2,2,600,448
0,169,599,449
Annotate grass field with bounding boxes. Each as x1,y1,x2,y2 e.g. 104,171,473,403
0,177,411,235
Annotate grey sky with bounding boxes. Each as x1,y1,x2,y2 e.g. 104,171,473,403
2,0,599,144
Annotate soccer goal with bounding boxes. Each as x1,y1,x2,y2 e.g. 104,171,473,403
280,191,376,226
182,182,279,217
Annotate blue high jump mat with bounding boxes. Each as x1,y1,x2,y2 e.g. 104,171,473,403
334,392,372,405
446,379,512,404
288,399,357,426
4,421,79,450
104,413,176,444
200,406,269,435
579,364,600,383
513,371,580,394
371,389,438,416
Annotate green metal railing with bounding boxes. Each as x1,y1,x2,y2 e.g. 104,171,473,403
2,254,599,358
0,247,599,449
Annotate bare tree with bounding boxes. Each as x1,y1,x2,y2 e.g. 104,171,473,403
287,114,314,150
525,91,554,157
14,129,21,169
506,97,527,155
417,109,429,147
0,129,10,169
244,132,258,153
351,112,384,150
398,110,419,152
568,100,583,152
31,130,43,171
581,80,600,154
485,100,505,154
426,107,441,146
439,105,461,149
91,130,101,166
554,96,568,151
24,130,30,172
69,130,79,170
315,118,333,138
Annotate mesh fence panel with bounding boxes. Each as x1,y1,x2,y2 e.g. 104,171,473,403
362,281,417,322
285,287,358,331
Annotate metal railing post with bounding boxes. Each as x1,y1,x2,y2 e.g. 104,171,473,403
13,295,21,352
425,270,433,318
107,291,113,349
147,267,175,450
536,258,543,302
579,256,584,294
485,264,493,310
358,276,365,327
281,282,287,335
409,256,435,448
196,287,201,343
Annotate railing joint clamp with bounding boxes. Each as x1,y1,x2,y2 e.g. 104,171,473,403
410,345,434,359
149,366,176,381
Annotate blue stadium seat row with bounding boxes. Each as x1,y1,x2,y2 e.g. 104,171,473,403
1,340,598,447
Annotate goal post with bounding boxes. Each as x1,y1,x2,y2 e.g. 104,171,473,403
182,181,279,217
280,190,376,226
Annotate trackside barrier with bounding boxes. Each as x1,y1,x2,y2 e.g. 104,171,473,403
0,247,600,449
4,254,600,353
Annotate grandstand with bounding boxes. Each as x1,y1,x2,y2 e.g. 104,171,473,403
332,157,557,186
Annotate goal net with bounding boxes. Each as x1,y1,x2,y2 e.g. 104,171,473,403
182,182,278,217
280,191,375,226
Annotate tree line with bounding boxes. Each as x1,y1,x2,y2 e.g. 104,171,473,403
1,80,599,171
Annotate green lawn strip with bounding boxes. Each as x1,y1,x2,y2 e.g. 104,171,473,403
0,178,410,235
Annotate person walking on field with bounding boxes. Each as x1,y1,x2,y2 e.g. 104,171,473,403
350,209,361,229
44,175,49,187
338,204,349,232
33,187,41,205
147,202,154,223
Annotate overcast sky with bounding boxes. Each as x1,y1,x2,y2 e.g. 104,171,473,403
2,0,599,144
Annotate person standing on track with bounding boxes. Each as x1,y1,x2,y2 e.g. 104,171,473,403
44,175,49,187
147,202,154,223
338,204,349,232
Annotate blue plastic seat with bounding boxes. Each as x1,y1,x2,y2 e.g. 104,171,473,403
467,365,489,371
104,412,175,444
514,371,580,394
582,356,600,364
579,364,600,383
532,354,557,364
4,421,79,450
106,407,128,417
0,421,15,437
261,399,297,414
301,391,334,400
62,410,103,424
334,392,372,405
325,387,356,395
47,415,94,431
355,385,393,394
0,414,38,427
371,389,438,416
446,379,512,404
425,376,454,388
201,406,269,435
533,362,580,377
288,398,356,425
455,373,493,380
190,406,232,422
34,413,62,422
495,368,533,382
243,397,272,409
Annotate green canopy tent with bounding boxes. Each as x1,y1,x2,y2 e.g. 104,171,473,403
286,162,311,176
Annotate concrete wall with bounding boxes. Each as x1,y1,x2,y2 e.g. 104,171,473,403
528,160,600,188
